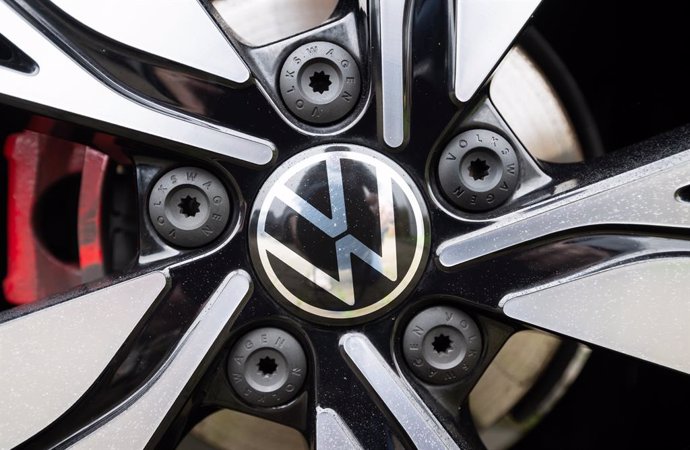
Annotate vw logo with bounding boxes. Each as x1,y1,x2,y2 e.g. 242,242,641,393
250,145,429,320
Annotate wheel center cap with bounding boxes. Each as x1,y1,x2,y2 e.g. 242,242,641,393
250,145,429,321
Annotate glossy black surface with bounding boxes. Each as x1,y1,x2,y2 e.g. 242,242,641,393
0,32,36,73
4,0,690,448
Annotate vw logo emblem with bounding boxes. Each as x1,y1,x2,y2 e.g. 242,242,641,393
250,145,429,321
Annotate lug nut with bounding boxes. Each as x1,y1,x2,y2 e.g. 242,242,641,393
227,327,307,407
148,166,230,248
279,41,361,124
402,306,482,385
437,129,519,212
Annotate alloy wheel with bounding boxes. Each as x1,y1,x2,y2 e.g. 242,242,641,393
1,1,690,449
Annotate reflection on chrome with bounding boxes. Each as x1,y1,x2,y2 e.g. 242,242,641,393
262,153,398,305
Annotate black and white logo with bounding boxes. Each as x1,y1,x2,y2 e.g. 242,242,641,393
250,146,428,320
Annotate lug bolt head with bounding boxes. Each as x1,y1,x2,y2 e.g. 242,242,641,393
148,166,230,248
437,129,520,212
227,327,307,407
402,306,482,385
279,41,361,124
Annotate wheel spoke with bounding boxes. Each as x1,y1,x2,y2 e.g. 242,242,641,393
432,128,690,374
71,271,252,448
501,258,690,374
0,254,253,448
453,0,543,102
371,0,407,148
0,1,274,166
0,272,168,449
315,407,364,450
438,143,690,268
340,333,461,450
45,0,250,83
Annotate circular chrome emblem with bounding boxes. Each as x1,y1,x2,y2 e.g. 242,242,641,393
250,145,429,320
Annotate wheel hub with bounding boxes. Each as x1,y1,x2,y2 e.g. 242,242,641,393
249,145,429,321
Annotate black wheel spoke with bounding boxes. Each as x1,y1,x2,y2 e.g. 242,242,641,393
68,271,252,449
339,332,467,449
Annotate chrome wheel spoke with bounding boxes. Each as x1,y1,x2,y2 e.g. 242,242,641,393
315,407,364,450
340,333,462,450
71,271,252,448
297,326,489,449
45,0,250,84
0,1,275,166
371,0,407,148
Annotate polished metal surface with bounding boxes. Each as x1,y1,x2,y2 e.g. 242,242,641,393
316,407,364,450
0,272,168,449
454,0,542,102
49,0,250,83
251,145,428,320
0,1,275,166
341,333,459,450
71,271,252,449
438,149,690,268
374,0,406,147
502,258,690,375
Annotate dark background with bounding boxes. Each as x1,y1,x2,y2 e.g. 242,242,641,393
532,0,690,152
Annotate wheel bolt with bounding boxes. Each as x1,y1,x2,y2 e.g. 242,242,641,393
148,166,230,248
437,129,519,211
227,327,307,407
402,306,482,385
279,41,361,124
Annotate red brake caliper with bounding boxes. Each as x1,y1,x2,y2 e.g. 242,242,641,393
3,128,107,304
